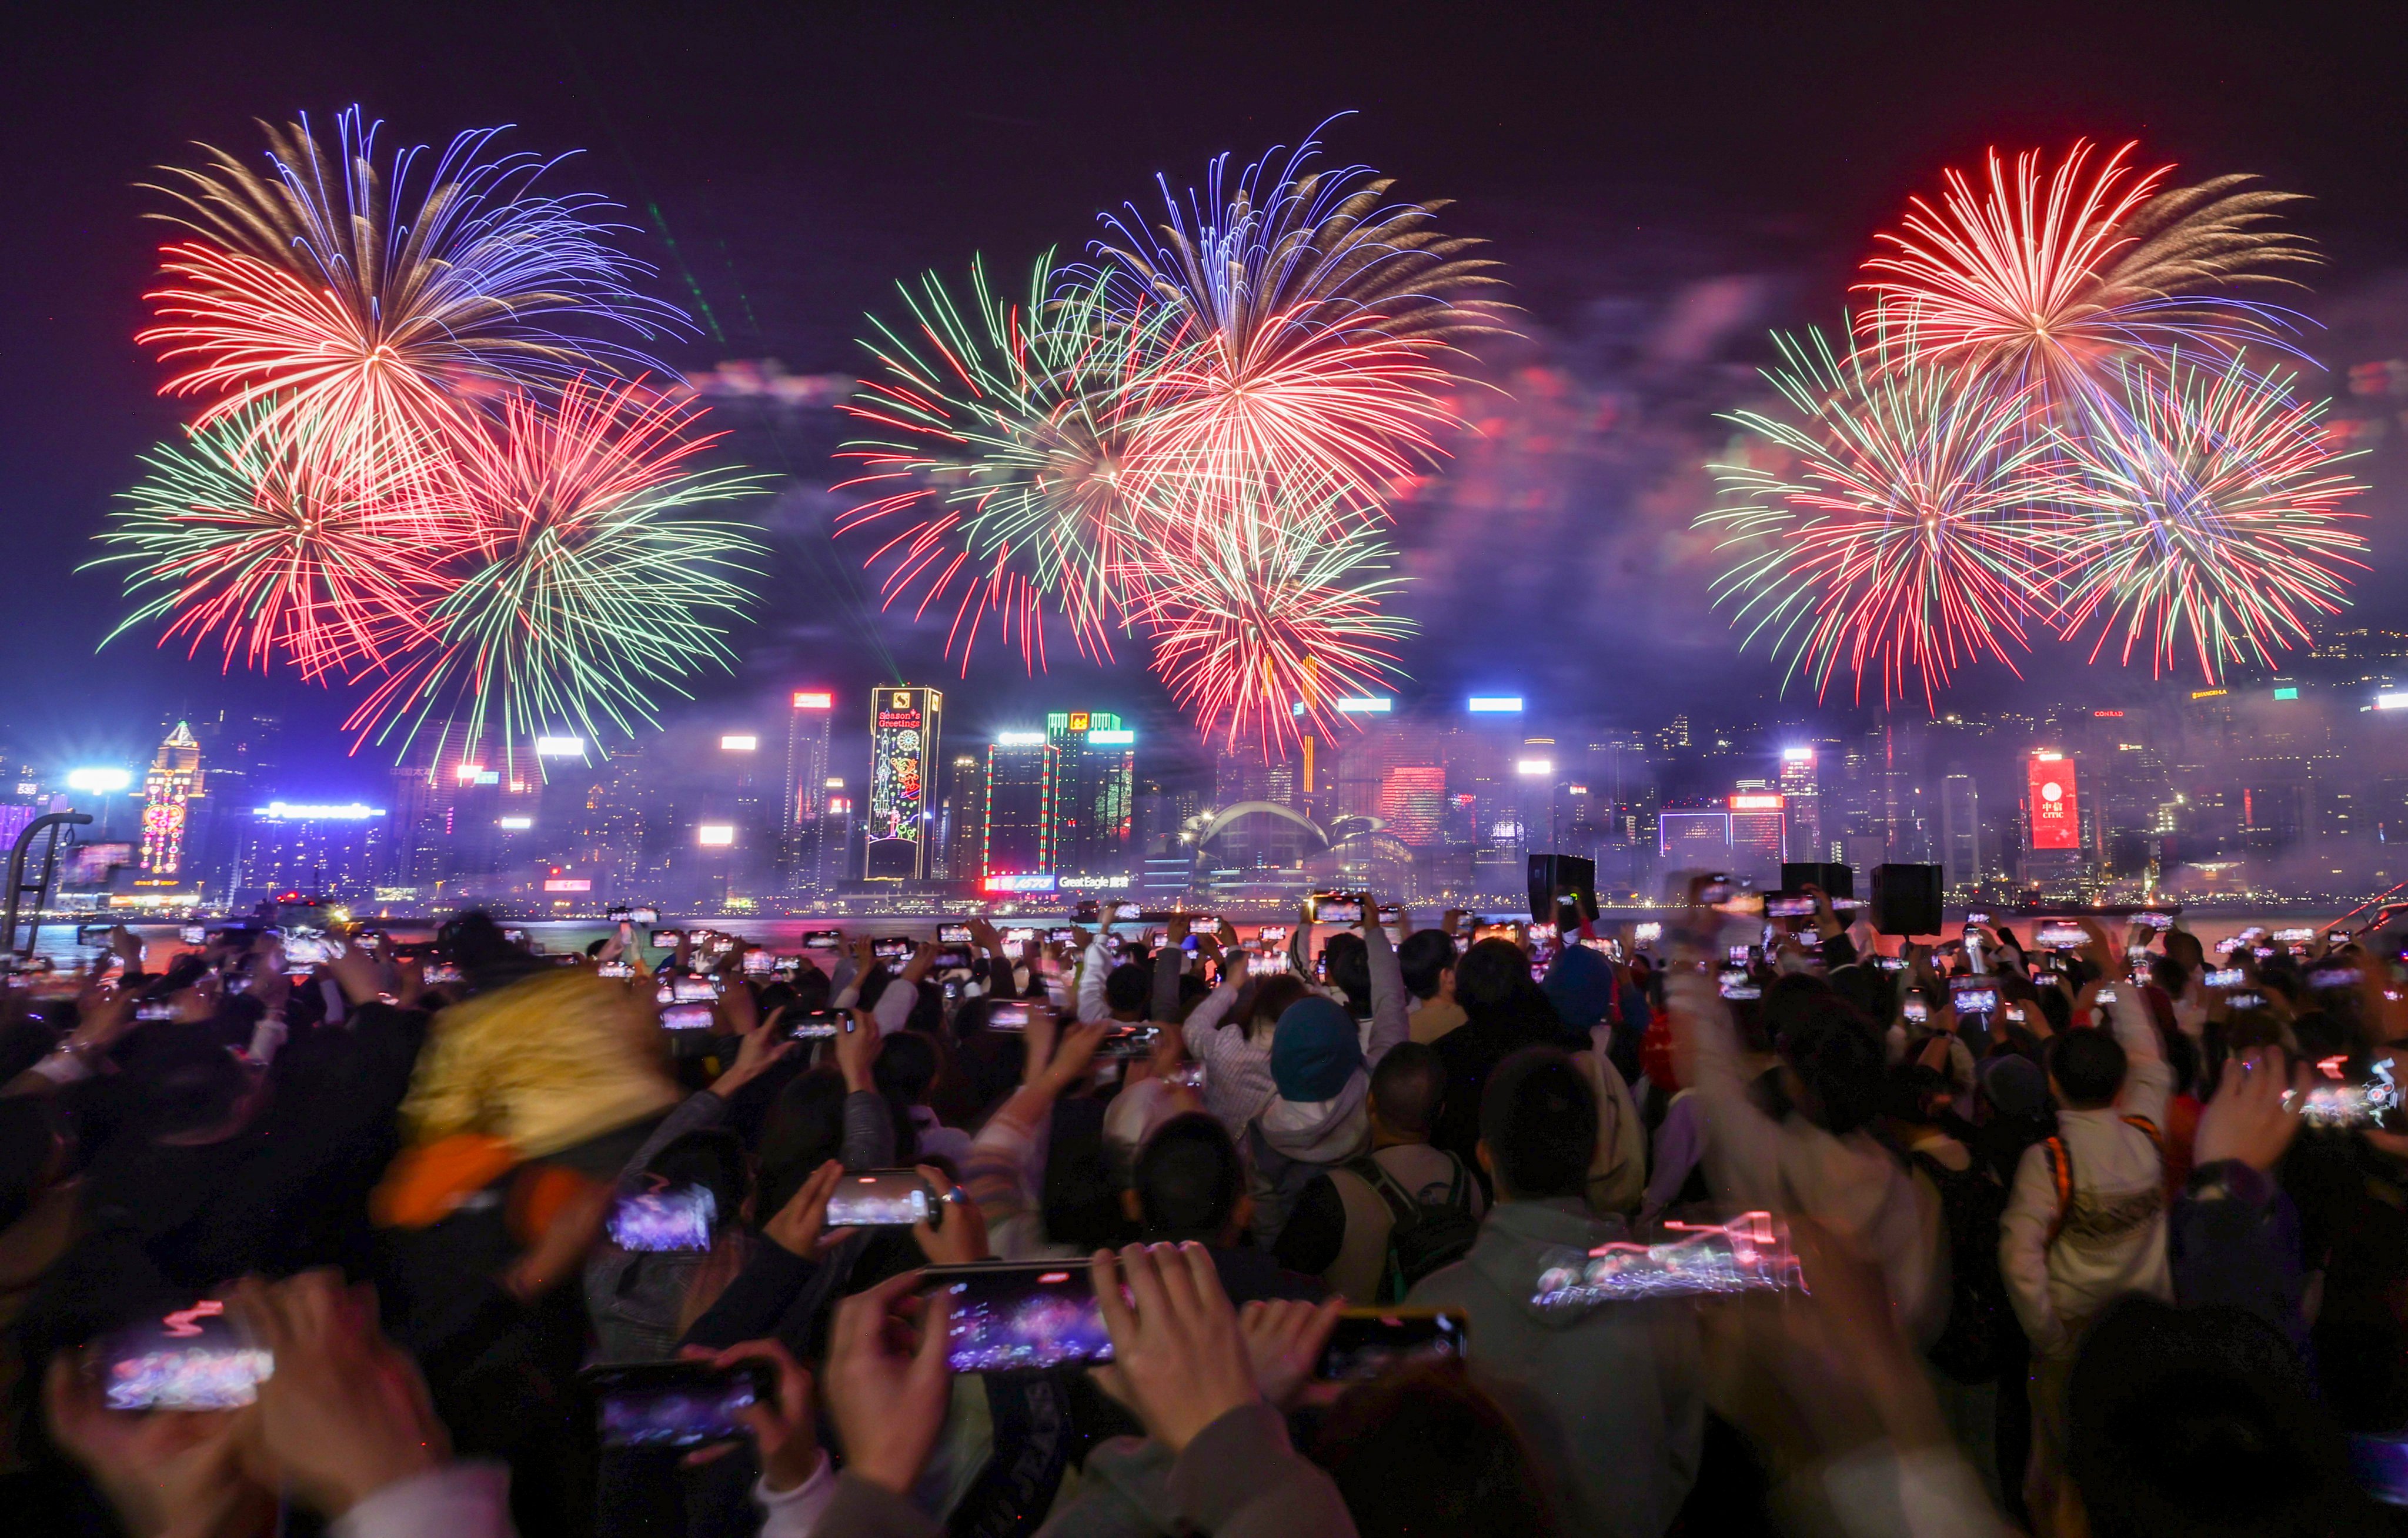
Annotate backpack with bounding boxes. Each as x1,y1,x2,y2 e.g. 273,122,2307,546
1906,1147,2012,1384
1344,1151,1480,1303
2041,1115,2165,1243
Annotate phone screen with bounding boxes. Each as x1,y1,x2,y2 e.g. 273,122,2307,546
93,1302,272,1410
586,1362,774,1450
873,938,914,960
1112,902,1143,922
423,962,463,985
179,925,208,944
801,929,843,952
986,1002,1031,1030
1903,997,1929,1022
1316,1309,1468,1382
1949,979,2000,1016
2035,922,2088,949
1255,925,1289,945
1532,1211,1805,1306
938,923,974,945
741,950,774,975
672,976,720,1002
789,1009,846,1039
598,960,636,979
661,1003,716,1030
2205,967,2245,989
1765,895,1816,919
932,1263,1115,1372
1717,970,1760,1000
826,1170,934,1227
607,1180,718,1252
1311,895,1364,925
282,936,332,966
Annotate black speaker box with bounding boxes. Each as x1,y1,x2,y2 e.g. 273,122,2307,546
1780,862,1854,903
1870,863,1944,936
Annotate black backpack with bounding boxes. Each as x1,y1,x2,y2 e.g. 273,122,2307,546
1347,1151,1481,1303
1908,1147,2013,1384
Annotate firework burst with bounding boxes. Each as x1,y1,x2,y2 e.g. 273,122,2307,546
2052,355,2368,681
138,106,687,492
1855,140,2315,401
1701,324,2070,709
838,257,1181,667
1130,479,1415,751
91,401,457,678
345,376,766,768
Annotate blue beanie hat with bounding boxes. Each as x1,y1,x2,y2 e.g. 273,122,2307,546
1270,996,1362,1103
1543,945,1615,1032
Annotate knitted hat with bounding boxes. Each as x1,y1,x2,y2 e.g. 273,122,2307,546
1270,996,1363,1103
1980,1053,2050,1119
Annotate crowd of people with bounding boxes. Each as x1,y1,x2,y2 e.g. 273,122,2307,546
1,887,2405,1536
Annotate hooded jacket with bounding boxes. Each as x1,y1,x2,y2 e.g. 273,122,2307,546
1408,1197,1704,1538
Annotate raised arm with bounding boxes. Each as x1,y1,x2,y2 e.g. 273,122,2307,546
1362,898,1408,1067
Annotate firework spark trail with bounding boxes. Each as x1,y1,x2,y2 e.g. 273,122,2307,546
2051,354,2369,682
89,400,460,679
138,106,689,498
1855,140,2315,403
1701,325,2072,710
342,376,766,769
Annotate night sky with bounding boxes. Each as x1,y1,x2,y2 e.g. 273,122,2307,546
7,1,2407,795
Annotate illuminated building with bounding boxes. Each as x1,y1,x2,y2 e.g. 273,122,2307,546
941,753,985,882
1941,773,1982,893
234,802,388,902
1377,765,1446,846
983,734,1058,888
1658,807,1733,863
1778,746,1823,861
1048,712,1135,880
865,688,941,880
785,691,835,895
1727,792,1785,883
139,722,205,877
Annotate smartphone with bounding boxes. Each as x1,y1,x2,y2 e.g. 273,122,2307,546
2275,928,2315,945
2254,946,2277,960
1046,928,1078,946
135,999,178,1022
938,923,975,945
1726,944,1751,967
786,1009,846,1039
1903,997,1929,1023
1876,955,1906,972
932,946,975,971
2309,966,2363,990
1255,926,1289,945
282,936,333,966
179,924,208,945
927,1262,1115,1372
2227,991,2267,1011
1532,1211,1805,1305
625,907,660,926
801,929,844,952
2350,1433,2408,1506
2139,912,2176,930
1316,1308,1469,1382
2003,1003,2028,1026
661,1003,716,1030
1099,1026,1162,1058
1164,1060,1207,1092
583,1360,776,1450
1111,902,1143,922
598,960,636,979
423,962,463,986
2034,920,2088,950
1762,895,1815,920
986,1000,1032,1031
732,950,769,975
502,928,527,944
2095,986,2120,1006
606,1180,718,1252
650,929,684,946
1309,893,1364,925
75,923,113,946
873,938,914,961
2205,967,2245,989
1949,977,2000,1016
92,1302,272,1410
827,1169,935,1228
1248,952,1290,977
1965,911,1992,925
1717,969,1760,1001
672,976,721,1003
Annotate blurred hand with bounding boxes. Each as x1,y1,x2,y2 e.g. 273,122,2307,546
1236,1295,1346,1411
1216,918,1241,950
65,985,139,1055
1090,1243,1260,1454
901,942,940,984
910,1166,988,1266
503,1177,613,1302
764,1160,845,1258
2195,1049,2310,1173
825,1269,951,1496
712,1005,794,1097
712,1339,821,1493
322,939,384,1007
393,955,425,1011
109,925,145,969
969,918,1002,953
721,976,762,1037
1441,908,1467,936
1165,914,1191,946
44,1354,269,1538
1036,1019,1114,1097
834,1009,882,1093
228,1271,448,1519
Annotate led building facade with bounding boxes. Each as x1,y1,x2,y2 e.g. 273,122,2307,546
139,722,205,876
1048,711,1135,879
866,688,941,880
983,735,1058,888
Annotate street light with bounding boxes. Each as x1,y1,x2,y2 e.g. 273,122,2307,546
66,768,131,793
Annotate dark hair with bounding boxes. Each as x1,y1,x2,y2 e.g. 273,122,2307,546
1103,962,1152,1017
2067,1295,2379,1538
1398,929,1458,1002
1311,1359,1558,1538
873,1029,940,1103
1322,933,1371,1016
1175,973,1212,1020
756,1067,919,1217
1778,1000,1887,1135
1479,1047,1595,1200
1881,1062,1952,1127
1234,973,1312,1035
1133,1113,1244,1242
129,1032,255,1139
2038,986,2073,1037
1370,1041,1447,1138
1455,939,1536,1016
2049,1027,2129,1109
646,1126,748,1223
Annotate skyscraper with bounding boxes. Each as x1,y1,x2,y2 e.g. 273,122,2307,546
983,733,1058,890
138,722,205,878
941,752,985,881
785,690,834,893
1048,711,1135,880
1941,772,1982,893
865,688,941,880
1778,746,1823,861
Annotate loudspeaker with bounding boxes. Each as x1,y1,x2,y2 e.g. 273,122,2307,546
1780,862,1854,903
1528,854,1599,925
1870,863,1944,937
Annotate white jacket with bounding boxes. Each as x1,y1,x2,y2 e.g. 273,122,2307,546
1997,989,2175,1359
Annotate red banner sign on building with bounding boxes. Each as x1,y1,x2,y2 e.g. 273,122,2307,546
2029,752,2079,850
